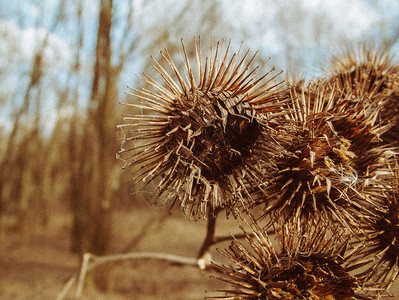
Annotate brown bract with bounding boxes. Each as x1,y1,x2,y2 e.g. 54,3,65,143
117,37,288,219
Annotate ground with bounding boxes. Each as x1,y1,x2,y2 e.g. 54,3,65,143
1,207,399,299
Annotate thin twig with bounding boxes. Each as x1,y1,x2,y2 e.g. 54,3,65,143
89,252,198,267
57,251,208,300
56,275,77,300
76,253,91,297
214,233,248,243
213,227,276,244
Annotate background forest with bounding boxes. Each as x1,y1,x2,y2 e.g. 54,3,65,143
1,0,399,299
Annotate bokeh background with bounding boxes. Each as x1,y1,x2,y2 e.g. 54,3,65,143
1,0,399,299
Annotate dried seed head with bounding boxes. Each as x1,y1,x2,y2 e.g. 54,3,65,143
207,218,375,299
326,43,397,97
383,74,399,144
349,157,399,290
118,37,287,219
325,44,399,144
257,81,382,230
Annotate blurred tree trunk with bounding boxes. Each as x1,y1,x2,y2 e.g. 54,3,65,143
89,0,115,255
69,0,86,254
71,0,115,255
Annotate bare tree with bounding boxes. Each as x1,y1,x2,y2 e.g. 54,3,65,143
0,0,66,230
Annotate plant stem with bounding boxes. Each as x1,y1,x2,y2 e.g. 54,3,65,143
197,207,222,269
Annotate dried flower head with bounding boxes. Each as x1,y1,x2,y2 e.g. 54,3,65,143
207,217,376,299
257,81,382,230
325,44,399,144
326,44,397,97
383,75,399,144
348,157,399,290
117,37,287,219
